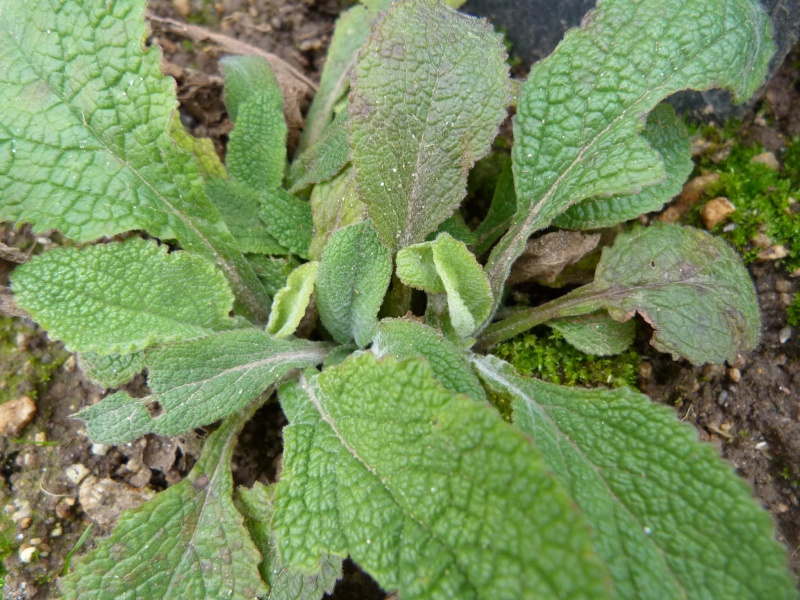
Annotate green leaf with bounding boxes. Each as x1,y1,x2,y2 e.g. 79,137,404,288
429,213,477,245
472,156,516,256
484,0,773,306
11,238,235,355
297,0,392,153
206,177,289,256
308,167,366,261
554,104,692,230
238,482,342,599
267,262,319,339
373,319,486,401
222,55,287,191
77,351,146,389
397,234,493,339
349,0,509,250
76,329,330,443
289,109,350,193
169,116,226,179
60,405,267,600
473,355,799,600
549,312,635,356
316,221,392,347
0,0,269,322
274,354,611,599
248,254,302,296
259,188,313,259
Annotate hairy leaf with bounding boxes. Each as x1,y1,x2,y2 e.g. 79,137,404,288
60,405,267,599
430,213,477,245
169,116,226,179
248,254,302,296
308,167,366,261
77,351,146,389
238,482,342,599
222,55,287,191
274,354,610,599
0,0,269,321
316,221,392,347
349,0,509,250
267,262,319,339
474,355,798,600
11,238,235,355
549,312,635,356
77,329,330,443
290,109,350,193
373,319,486,401
554,104,692,229
259,188,314,259
395,243,443,293
484,0,774,308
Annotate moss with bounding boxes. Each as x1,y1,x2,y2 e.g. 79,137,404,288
787,293,800,327
0,509,16,589
492,328,640,389
687,133,800,273
0,317,67,405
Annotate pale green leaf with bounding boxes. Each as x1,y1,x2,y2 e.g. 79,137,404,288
484,0,774,307
77,351,146,389
554,104,692,229
474,355,798,600
298,0,392,153
549,312,635,356
76,329,330,443
289,110,350,193
349,0,509,250
238,482,342,599
206,177,289,256
274,354,610,599
267,262,319,339
373,319,486,401
472,156,516,256
316,221,392,347
60,405,267,600
248,254,302,296
308,167,366,261
395,243,444,294
11,238,235,355
222,55,287,191
0,0,269,321
259,188,313,259
169,116,226,179
429,213,477,245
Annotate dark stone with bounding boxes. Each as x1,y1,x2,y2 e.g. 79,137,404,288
462,0,800,120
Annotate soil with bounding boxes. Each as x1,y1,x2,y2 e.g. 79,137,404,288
1,1,799,598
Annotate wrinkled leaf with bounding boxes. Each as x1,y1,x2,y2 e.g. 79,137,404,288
373,318,486,401
484,0,773,307
474,355,798,600
274,354,610,599
349,0,509,250
77,351,146,389
248,254,302,296
11,238,235,355
0,0,269,321
290,110,350,193
267,262,319,339
60,405,267,600
77,329,330,443
429,213,477,245
308,167,366,261
169,116,226,179
554,104,692,229
549,312,635,356
259,188,313,259
238,482,342,599
316,221,392,347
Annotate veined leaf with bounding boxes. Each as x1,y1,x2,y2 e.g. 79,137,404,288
0,0,269,321
267,262,319,339
373,319,486,401
169,116,226,179
397,234,493,339
259,188,313,259
222,55,287,191
473,355,798,600
11,238,235,355
349,0,509,250
484,0,773,308
238,482,343,599
60,404,267,600
549,311,635,356
289,109,350,193
316,221,392,347
274,354,611,599
248,254,302,296
554,104,692,230
76,329,330,443
308,167,366,261
77,351,146,389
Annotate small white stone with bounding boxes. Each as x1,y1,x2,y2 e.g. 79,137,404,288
18,546,36,563
779,326,792,344
91,443,110,457
50,525,63,538
65,463,91,485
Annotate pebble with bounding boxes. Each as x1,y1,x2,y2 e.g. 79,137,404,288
18,546,36,564
91,443,110,457
775,279,791,293
65,463,91,486
79,476,155,530
55,497,75,520
701,197,736,229
749,151,780,170
780,293,793,307
50,524,63,538
779,326,792,344
0,396,37,436
18,517,32,530
727,367,741,383
752,232,772,249
731,354,747,369
756,245,789,261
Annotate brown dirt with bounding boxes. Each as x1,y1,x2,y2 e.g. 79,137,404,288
1,1,799,598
